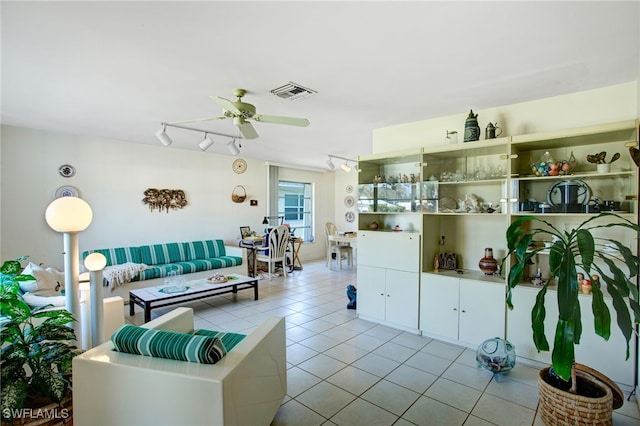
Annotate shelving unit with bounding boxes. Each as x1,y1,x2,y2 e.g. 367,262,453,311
356,119,639,384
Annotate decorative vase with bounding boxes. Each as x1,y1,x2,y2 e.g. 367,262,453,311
464,109,480,142
478,247,498,275
476,337,516,374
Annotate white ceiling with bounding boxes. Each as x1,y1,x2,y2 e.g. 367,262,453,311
2,1,639,171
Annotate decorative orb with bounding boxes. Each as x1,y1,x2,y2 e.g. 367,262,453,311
476,337,516,374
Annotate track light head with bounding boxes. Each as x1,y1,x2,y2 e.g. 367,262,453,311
198,134,214,151
326,158,335,170
341,162,352,172
155,125,173,146
227,139,240,156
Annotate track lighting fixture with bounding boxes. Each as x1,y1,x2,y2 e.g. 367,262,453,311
155,122,240,153
198,133,214,151
227,139,240,156
155,124,173,146
326,158,335,170
327,154,356,172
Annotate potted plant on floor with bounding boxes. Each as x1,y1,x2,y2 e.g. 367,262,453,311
504,213,639,425
1,257,82,425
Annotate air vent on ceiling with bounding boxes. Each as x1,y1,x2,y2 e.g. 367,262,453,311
270,82,317,101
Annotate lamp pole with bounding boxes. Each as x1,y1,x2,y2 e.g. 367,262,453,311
84,252,107,347
45,197,93,348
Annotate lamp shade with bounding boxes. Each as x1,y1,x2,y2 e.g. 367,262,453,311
84,252,107,271
45,197,93,232
198,135,214,151
341,162,352,172
227,140,240,156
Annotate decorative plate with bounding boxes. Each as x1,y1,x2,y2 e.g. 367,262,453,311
58,164,75,178
345,211,355,223
55,185,79,198
344,195,355,208
345,185,353,194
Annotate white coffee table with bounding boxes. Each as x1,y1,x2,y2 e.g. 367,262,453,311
129,274,259,322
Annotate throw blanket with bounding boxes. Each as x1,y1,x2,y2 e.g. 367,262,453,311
103,262,149,290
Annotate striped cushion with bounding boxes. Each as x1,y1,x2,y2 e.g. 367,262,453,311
139,243,188,265
184,240,226,260
191,329,246,351
111,325,226,364
82,247,142,267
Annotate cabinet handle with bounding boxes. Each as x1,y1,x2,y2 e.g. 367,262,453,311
461,309,466,313
380,293,384,296
453,307,457,311
387,294,391,297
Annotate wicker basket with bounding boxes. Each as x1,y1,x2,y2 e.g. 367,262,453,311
231,185,246,203
538,366,613,426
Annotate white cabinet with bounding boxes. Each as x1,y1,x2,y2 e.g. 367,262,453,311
357,231,420,332
507,285,634,387
420,272,505,347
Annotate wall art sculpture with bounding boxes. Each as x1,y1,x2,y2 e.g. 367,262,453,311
142,188,187,213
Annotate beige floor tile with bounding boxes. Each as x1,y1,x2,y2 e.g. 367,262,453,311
330,397,399,426
402,395,469,426
361,379,420,416
296,381,356,418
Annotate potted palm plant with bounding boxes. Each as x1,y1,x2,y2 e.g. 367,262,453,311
504,212,639,424
1,257,82,425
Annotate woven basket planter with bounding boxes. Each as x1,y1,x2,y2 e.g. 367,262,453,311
538,367,612,426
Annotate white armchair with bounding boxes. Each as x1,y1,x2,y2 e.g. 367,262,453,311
73,307,287,426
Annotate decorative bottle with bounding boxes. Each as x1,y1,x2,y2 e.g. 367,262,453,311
478,247,498,275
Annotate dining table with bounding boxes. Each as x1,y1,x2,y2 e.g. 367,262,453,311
327,233,357,265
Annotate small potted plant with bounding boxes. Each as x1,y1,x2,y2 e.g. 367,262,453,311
504,213,639,424
1,257,82,425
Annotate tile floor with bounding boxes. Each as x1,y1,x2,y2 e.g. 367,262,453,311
126,260,640,426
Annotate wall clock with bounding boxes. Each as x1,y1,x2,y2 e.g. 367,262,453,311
232,158,247,174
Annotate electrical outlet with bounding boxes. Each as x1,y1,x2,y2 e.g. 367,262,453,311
250,200,258,206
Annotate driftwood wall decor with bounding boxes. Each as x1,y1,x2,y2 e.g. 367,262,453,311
142,188,187,213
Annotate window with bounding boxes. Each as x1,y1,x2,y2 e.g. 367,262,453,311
278,181,313,241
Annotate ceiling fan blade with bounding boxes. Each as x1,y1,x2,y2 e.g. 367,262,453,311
211,96,242,115
169,116,227,125
238,121,259,139
253,114,310,127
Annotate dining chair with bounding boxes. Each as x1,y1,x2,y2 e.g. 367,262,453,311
324,221,353,270
256,225,290,279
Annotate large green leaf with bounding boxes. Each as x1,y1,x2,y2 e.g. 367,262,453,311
590,284,611,341
556,250,578,322
532,286,549,351
552,318,575,381
576,229,595,271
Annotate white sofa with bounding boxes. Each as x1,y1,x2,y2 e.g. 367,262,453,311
72,307,287,426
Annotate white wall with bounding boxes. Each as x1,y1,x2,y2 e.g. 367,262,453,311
0,125,333,268
373,82,637,152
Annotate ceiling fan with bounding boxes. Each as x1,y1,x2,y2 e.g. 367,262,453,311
174,88,310,140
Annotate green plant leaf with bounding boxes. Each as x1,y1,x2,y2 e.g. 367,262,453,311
590,284,611,341
552,318,575,381
605,282,633,360
532,286,549,351
576,229,595,271
556,251,578,322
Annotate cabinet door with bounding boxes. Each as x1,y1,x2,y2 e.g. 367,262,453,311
358,232,420,271
420,274,459,340
356,265,386,321
385,270,419,329
458,279,506,347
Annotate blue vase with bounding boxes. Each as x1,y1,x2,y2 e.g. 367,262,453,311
464,109,480,142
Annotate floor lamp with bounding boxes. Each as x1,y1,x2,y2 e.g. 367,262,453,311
45,197,93,346
84,252,106,347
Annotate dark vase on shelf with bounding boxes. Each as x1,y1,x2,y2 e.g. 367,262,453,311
479,247,498,275
464,109,480,142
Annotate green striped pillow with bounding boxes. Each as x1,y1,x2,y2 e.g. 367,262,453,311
191,329,246,351
111,325,227,364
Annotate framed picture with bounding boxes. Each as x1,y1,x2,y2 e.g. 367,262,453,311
239,226,251,239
